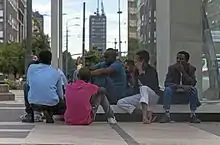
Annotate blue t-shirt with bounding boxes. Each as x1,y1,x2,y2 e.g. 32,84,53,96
94,60,127,98
27,63,63,106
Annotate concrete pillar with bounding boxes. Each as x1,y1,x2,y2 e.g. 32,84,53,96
156,0,203,96
51,0,59,68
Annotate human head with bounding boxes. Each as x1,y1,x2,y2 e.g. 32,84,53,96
38,50,52,65
135,50,150,67
176,51,190,64
76,57,82,66
124,59,135,72
78,67,91,82
103,48,117,65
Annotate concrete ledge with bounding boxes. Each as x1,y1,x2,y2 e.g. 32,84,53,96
0,92,15,101
97,104,220,114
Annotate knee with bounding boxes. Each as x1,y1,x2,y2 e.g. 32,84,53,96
189,87,198,96
164,87,173,94
98,87,107,94
117,99,124,106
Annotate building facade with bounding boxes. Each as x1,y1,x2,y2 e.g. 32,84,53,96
89,14,107,52
127,0,138,58
33,11,44,32
0,0,26,43
136,0,156,66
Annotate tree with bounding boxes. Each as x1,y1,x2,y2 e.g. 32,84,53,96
0,43,25,76
62,50,75,77
85,47,102,66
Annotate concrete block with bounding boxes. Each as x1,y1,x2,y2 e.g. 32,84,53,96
0,92,15,101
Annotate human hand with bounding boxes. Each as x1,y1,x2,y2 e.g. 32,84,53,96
135,61,143,74
176,63,185,73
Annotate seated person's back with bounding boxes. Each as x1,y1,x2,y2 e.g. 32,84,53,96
65,68,99,125
27,51,63,106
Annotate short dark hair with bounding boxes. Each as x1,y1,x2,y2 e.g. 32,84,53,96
178,51,190,62
78,67,91,81
39,50,52,65
136,50,150,64
124,59,135,66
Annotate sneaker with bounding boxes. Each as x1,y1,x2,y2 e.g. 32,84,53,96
21,114,34,123
159,115,172,123
107,117,117,124
20,112,43,122
190,115,201,123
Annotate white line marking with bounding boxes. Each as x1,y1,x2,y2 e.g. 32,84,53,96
0,129,31,132
0,107,24,109
0,122,31,125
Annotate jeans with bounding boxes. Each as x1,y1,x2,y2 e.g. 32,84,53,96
163,86,197,111
91,76,123,104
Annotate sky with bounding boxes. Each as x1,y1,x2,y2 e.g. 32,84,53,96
32,0,128,57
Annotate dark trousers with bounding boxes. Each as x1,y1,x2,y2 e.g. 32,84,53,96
23,82,66,115
91,76,124,104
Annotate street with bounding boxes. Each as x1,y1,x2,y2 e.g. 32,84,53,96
0,90,219,144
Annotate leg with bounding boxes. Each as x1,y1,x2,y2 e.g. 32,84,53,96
139,86,159,124
160,87,174,123
188,87,201,123
91,88,116,124
117,94,141,114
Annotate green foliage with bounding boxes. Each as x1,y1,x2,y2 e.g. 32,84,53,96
0,43,25,75
85,47,102,66
62,50,75,76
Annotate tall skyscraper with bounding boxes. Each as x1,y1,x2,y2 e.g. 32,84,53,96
0,0,26,43
33,11,44,32
89,0,106,52
127,0,138,58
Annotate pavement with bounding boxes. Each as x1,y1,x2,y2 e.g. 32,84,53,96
0,90,220,144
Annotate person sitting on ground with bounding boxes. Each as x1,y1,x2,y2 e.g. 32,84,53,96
117,50,160,124
23,50,65,123
73,57,83,82
64,67,117,125
21,55,43,122
160,51,201,123
90,48,127,104
124,59,136,96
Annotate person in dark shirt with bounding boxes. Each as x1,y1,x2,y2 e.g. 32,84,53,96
160,51,201,123
117,50,160,124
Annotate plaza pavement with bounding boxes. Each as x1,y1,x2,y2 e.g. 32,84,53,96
0,90,219,144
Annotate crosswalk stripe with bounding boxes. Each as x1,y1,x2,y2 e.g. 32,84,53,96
0,107,24,109
0,129,31,132
0,122,31,125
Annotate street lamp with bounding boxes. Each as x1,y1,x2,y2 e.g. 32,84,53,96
117,0,122,58
65,17,80,76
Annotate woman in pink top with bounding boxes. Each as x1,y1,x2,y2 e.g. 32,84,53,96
64,67,117,125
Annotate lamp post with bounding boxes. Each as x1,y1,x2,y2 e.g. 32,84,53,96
117,0,122,58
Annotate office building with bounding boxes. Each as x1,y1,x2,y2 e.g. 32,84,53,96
127,0,138,58
89,1,106,52
0,0,26,43
136,0,156,66
33,11,44,31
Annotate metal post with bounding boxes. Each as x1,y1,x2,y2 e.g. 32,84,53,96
59,0,63,70
117,0,122,58
82,2,86,66
51,0,59,68
25,0,32,73
65,24,69,76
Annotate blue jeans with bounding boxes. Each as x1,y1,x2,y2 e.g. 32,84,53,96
163,86,197,111
91,76,124,104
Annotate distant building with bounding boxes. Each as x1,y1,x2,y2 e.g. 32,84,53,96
89,14,106,52
136,0,156,66
89,0,106,53
0,0,26,43
33,11,44,32
127,0,138,58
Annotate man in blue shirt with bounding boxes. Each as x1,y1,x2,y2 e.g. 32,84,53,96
22,50,65,123
90,48,127,104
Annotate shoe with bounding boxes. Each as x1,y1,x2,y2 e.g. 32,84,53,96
107,117,117,124
44,111,54,124
21,114,34,123
159,115,172,123
20,112,43,122
190,115,201,123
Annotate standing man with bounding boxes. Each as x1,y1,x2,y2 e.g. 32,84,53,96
160,51,201,123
